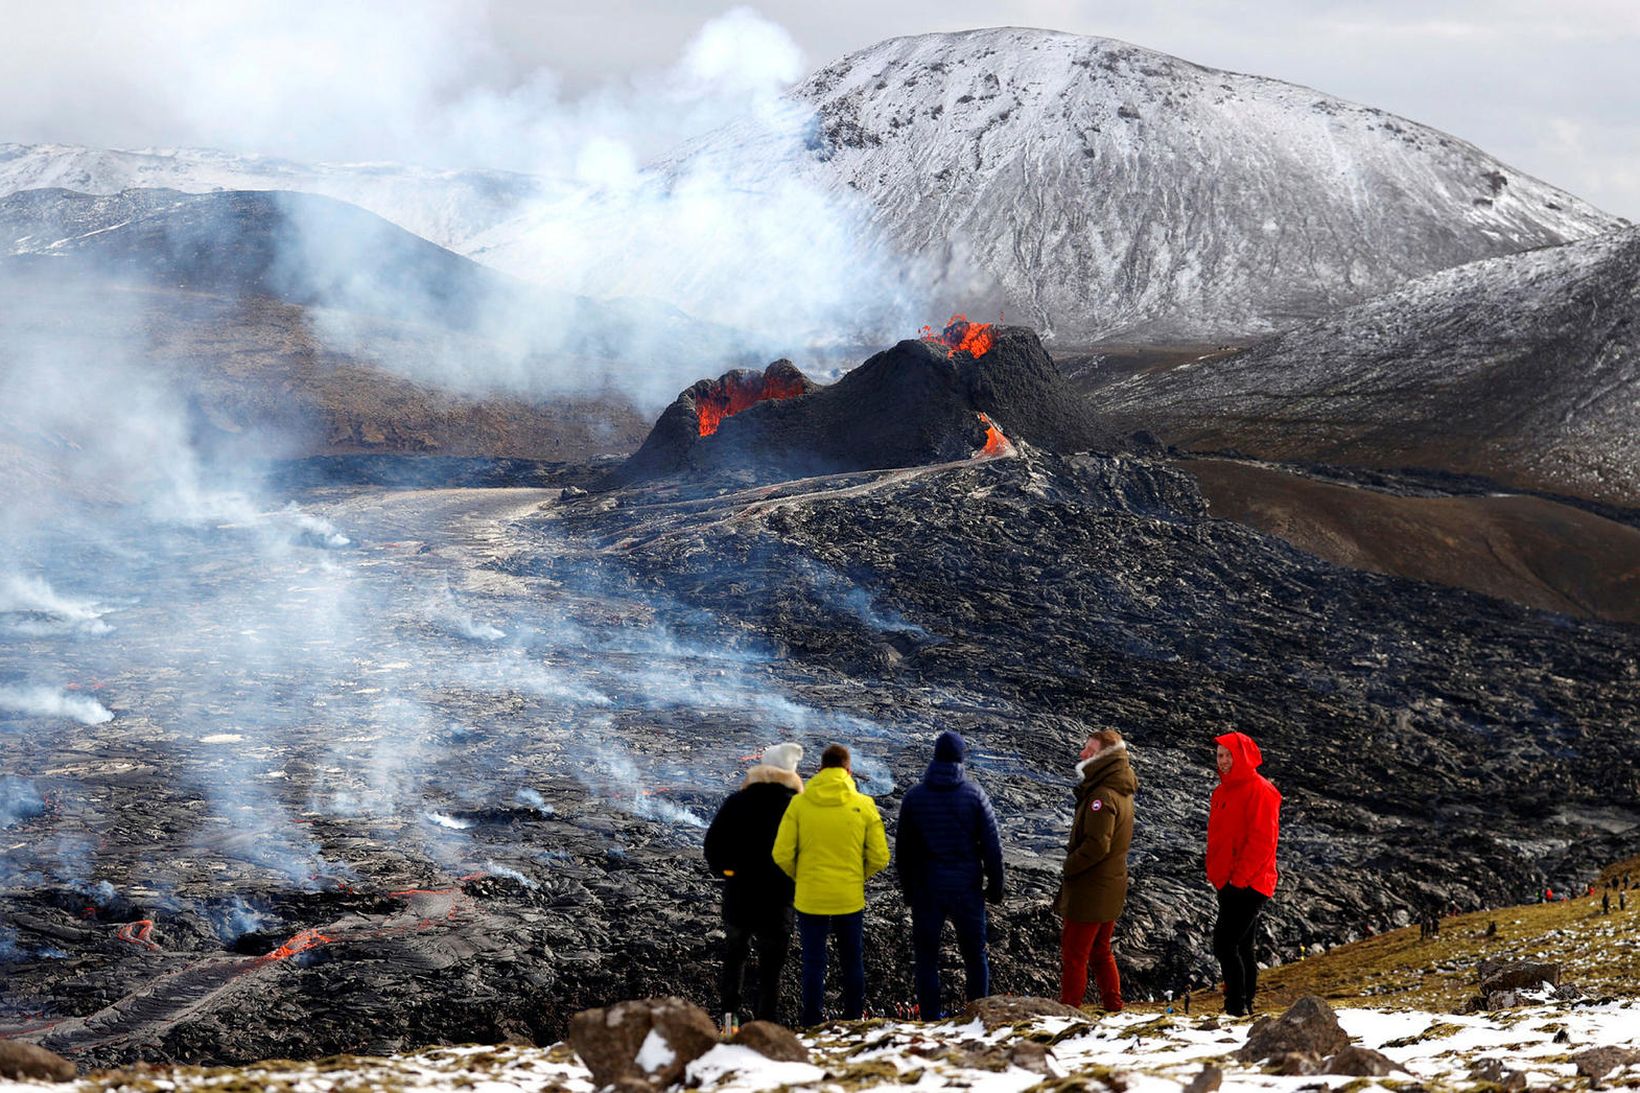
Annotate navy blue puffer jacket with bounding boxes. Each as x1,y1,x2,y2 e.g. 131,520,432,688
896,747,1004,906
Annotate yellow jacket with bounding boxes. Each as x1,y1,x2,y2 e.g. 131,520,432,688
771,766,890,915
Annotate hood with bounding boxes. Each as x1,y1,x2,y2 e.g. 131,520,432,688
1215,731,1263,784
805,766,859,806
922,758,965,788
761,741,803,774
1076,742,1137,796
742,764,803,793
933,730,966,763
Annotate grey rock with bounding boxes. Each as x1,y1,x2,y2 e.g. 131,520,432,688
1238,996,1350,1062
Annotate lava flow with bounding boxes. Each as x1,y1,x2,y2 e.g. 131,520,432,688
254,927,332,965
694,369,809,437
114,920,159,951
920,314,996,359
976,413,1013,457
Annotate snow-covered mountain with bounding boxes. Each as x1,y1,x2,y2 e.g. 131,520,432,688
0,142,555,254
1100,226,1640,507
593,27,1618,342
2,29,1626,345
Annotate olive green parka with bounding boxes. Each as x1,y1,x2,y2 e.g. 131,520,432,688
1053,743,1138,923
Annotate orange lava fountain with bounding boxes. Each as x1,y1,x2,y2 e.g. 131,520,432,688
920,315,996,359
695,371,809,437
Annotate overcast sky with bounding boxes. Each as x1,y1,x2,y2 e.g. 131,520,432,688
3,0,1635,218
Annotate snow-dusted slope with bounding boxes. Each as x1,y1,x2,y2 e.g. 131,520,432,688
1101,227,1640,507
573,27,1619,343
0,143,552,252
4,30,1626,344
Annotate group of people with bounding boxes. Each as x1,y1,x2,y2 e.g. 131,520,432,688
702,726,1282,1028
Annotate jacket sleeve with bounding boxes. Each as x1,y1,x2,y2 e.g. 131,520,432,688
977,786,1004,889
772,803,799,880
894,796,921,894
1228,783,1280,889
1063,796,1116,877
704,798,734,876
863,800,891,879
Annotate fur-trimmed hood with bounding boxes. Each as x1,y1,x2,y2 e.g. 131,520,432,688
743,764,803,793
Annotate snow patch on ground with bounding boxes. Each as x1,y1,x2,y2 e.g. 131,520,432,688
5,999,1636,1092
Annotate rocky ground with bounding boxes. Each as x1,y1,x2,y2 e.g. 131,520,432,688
2,434,1637,1068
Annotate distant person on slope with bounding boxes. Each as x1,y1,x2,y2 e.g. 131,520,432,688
772,743,890,1026
703,742,804,1030
896,730,1005,1018
1055,728,1139,1012
1206,730,1282,1017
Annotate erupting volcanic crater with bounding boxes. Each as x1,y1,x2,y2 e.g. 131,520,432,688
618,323,1107,483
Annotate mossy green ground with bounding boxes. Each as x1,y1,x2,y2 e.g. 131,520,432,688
1168,854,1640,1014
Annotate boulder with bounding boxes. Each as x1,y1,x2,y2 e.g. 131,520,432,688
1478,958,1561,993
1237,996,1350,1062
730,1021,808,1063
1182,1064,1223,1093
1470,1057,1528,1092
964,995,1090,1030
0,1041,76,1082
1266,1052,1321,1076
1573,1046,1640,1084
1004,1041,1054,1075
568,996,719,1089
1323,1045,1402,1076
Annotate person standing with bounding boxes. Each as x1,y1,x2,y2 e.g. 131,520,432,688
896,730,1005,1018
1206,730,1282,1017
703,742,804,1030
1055,728,1138,1011
772,743,890,1026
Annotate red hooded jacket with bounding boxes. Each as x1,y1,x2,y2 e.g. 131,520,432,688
1206,732,1281,897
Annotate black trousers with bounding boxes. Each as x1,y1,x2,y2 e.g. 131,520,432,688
1213,884,1269,1014
720,907,794,1021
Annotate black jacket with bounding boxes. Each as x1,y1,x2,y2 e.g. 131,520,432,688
704,766,800,925
895,759,1004,907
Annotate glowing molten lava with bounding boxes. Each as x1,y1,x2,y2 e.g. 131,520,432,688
976,413,1013,458
695,370,809,437
115,920,159,951
920,314,996,359
256,927,332,964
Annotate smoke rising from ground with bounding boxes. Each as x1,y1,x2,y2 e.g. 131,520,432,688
2,6,931,410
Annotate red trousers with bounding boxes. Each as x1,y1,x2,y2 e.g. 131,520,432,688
1060,917,1122,1010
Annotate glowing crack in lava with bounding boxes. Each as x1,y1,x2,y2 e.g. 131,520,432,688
976,413,1014,458
920,314,996,359
694,369,809,437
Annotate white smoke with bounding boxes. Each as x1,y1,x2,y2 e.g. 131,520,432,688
0,574,114,635
0,684,113,725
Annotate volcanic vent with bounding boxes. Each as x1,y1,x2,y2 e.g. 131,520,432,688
618,322,1108,482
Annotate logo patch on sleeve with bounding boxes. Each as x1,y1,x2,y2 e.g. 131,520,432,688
1090,799,1103,812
